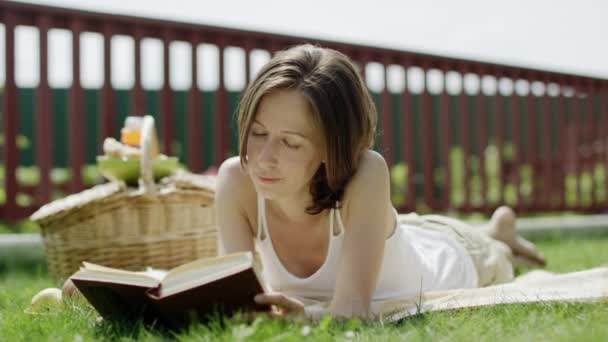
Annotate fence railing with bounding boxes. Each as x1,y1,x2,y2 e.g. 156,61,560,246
1,0,607,221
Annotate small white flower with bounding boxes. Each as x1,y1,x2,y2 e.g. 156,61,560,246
345,330,355,339
301,325,311,336
232,324,255,340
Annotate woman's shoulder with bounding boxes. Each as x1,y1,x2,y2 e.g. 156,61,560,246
216,157,257,211
217,156,247,182
215,157,259,238
359,149,388,169
341,150,391,212
335,150,394,238
350,149,389,186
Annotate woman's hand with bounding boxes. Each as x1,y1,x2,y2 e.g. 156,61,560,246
254,293,305,317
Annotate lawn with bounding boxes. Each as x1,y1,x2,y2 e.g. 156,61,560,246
1,232,607,341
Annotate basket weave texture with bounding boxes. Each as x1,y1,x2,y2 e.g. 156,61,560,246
30,173,218,282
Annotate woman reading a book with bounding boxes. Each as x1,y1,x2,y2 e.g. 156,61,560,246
215,44,546,320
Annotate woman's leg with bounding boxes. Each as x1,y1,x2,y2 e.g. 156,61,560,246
479,206,546,267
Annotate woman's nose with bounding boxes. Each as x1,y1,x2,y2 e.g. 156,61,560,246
257,140,278,167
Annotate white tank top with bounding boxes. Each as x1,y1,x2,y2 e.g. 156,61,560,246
254,194,478,303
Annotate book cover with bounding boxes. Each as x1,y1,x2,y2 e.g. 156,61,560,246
70,251,269,328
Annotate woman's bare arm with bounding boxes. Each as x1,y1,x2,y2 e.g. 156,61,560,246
328,150,392,318
215,157,255,255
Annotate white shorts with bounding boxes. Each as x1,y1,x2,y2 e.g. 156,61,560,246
399,213,514,287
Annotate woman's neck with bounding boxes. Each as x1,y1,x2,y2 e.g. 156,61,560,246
265,191,320,224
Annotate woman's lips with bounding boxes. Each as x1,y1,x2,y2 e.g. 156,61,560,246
257,176,281,184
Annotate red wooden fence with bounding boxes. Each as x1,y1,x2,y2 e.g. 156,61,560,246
1,0,607,221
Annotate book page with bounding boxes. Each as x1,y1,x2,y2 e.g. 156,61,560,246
82,262,166,279
159,252,257,297
142,267,168,282
163,252,252,278
73,262,162,287
82,262,148,275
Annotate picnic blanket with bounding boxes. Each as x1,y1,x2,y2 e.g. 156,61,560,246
305,266,608,322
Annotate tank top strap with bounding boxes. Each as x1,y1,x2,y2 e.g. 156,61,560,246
332,202,344,236
329,208,335,239
256,193,267,241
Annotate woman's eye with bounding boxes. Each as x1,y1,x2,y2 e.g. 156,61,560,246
283,139,301,150
251,132,267,137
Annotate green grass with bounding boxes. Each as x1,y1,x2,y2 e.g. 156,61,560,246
1,233,608,341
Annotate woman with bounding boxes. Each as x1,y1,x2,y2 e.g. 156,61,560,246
215,44,545,319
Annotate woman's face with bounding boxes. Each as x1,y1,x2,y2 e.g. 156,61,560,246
246,89,326,201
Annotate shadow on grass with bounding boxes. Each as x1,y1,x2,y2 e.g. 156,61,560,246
93,317,176,341
91,308,240,340
393,311,431,327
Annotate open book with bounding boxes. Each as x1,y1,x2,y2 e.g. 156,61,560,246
70,251,269,328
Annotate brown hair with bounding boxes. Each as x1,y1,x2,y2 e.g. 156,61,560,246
237,44,377,214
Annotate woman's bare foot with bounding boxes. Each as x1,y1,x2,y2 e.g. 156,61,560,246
482,206,547,267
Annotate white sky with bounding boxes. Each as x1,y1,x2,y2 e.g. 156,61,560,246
3,0,608,92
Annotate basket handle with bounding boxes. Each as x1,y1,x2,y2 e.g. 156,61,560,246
139,115,157,194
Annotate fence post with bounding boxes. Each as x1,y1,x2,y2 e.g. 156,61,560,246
68,18,85,192
2,12,18,220
36,15,53,205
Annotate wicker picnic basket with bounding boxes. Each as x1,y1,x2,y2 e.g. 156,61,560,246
30,116,219,282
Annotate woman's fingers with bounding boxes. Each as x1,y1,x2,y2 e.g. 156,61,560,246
255,293,304,313
271,305,287,317
255,293,293,308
